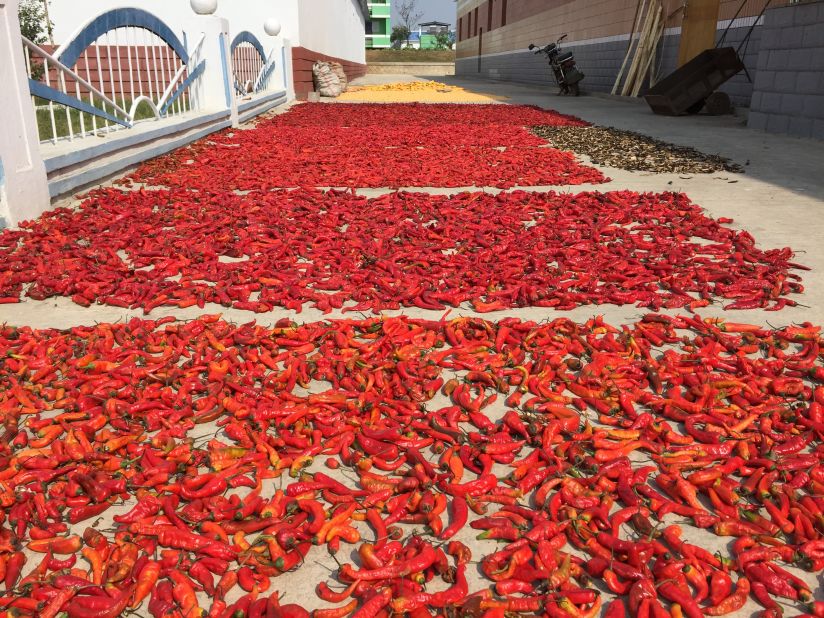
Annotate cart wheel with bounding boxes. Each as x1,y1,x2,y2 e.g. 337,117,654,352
569,83,580,97
705,91,732,115
686,99,706,114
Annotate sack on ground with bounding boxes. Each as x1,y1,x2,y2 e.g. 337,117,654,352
329,62,348,92
313,62,342,97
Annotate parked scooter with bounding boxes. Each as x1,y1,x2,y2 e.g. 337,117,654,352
529,35,584,96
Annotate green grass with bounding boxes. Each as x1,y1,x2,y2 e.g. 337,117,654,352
366,49,456,63
35,96,175,142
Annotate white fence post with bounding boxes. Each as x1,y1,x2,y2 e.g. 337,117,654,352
0,0,51,227
283,38,295,101
188,14,237,124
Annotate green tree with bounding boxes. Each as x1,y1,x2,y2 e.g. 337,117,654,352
397,0,422,47
18,0,52,44
434,31,453,50
390,25,410,50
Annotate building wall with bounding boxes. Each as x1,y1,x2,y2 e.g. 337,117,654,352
455,0,786,107
747,1,824,139
367,0,392,48
294,0,367,98
299,0,366,64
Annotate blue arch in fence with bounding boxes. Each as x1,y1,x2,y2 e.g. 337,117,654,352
230,31,267,62
57,8,189,68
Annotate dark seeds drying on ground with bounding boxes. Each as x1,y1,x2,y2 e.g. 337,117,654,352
532,125,744,174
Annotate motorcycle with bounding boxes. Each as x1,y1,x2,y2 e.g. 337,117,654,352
529,35,584,96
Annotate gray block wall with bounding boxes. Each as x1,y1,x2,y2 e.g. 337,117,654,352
457,25,760,108
747,1,824,140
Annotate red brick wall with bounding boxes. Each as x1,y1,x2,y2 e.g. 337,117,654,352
292,47,367,100
34,44,185,102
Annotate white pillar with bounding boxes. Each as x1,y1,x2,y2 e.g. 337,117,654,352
282,38,295,101
187,14,237,124
0,0,50,227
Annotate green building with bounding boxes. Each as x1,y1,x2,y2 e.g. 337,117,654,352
365,1,391,49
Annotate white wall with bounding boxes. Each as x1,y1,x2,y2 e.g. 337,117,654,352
298,0,366,64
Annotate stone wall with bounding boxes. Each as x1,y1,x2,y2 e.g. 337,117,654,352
747,1,824,139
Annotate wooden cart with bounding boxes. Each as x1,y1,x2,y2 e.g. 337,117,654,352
644,47,745,115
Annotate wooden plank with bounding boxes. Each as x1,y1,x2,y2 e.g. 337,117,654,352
621,1,656,96
612,0,647,95
632,6,664,97
678,0,721,67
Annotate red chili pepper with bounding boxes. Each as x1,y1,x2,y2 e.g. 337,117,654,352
439,496,467,540
703,577,750,616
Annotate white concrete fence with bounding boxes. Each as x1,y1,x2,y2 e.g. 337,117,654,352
0,0,294,227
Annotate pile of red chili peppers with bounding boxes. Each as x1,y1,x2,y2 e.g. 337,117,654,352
0,188,803,312
0,314,821,617
127,104,606,189
260,104,590,128
0,101,819,617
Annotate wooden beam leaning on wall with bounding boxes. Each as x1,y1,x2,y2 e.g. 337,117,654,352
612,0,648,95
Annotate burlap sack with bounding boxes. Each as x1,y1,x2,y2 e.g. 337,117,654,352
329,62,348,92
312,62,342,98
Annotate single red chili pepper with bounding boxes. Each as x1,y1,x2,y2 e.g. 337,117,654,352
352,588,392,618
703,577,750,616
709,570,733,605
658,581,703,618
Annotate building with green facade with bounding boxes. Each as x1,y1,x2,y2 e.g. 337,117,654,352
365,1,391,49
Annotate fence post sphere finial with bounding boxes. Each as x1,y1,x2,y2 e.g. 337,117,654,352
191,0,218,15
264,18,282,36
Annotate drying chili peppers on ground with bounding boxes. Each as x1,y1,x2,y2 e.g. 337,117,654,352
531,126,744,175
129,142,605,190
0,188,803,313
0,95,819,618
257,103,589,128
126,104,605,189
0,314,821,617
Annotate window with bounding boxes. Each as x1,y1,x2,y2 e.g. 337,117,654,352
501,0,507,27
473,8,478,36
467,11,472,38
487,1,493,32
366,20,374,35
458,17,463,41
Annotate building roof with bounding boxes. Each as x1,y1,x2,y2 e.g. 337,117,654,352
420,20,451,26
